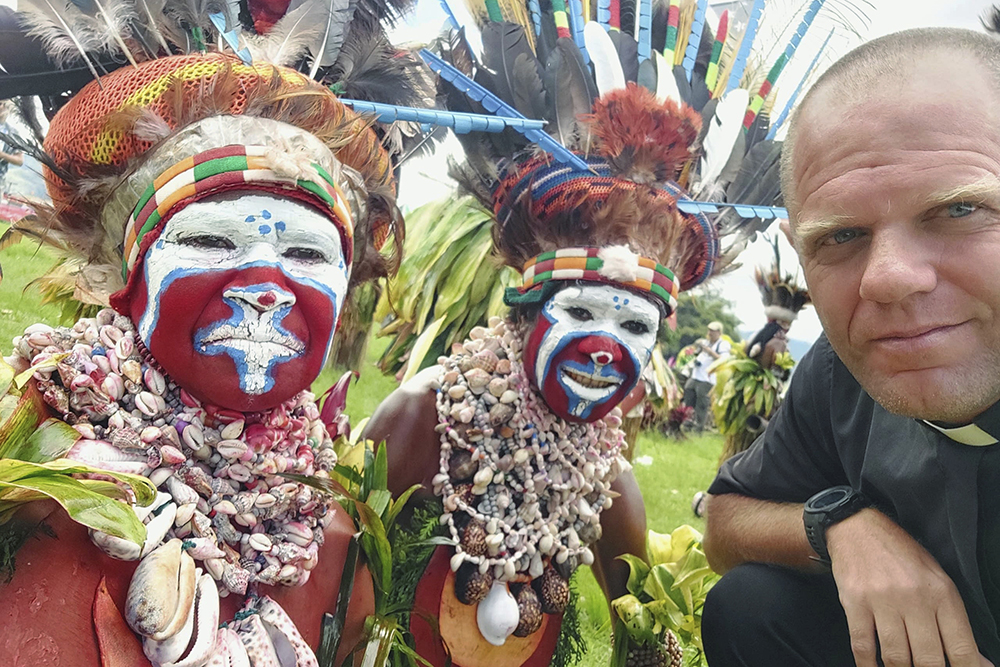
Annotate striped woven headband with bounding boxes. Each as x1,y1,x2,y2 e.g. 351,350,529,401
519,246,680,312
121,144,354,279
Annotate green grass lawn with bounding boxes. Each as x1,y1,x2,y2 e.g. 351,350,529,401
0,233,724,665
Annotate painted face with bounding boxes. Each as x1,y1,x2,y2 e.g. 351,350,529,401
129,194,349,411
523,284,660,422
790,54,1000,423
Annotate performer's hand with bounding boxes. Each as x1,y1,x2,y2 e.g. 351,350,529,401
827,509,993,667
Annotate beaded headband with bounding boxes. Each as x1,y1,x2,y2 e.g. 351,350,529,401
121,144,354,279
509,246,680,313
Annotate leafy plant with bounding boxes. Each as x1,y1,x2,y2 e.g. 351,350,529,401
710,345,794,461
0,356,154,564
375,196,519,378
611,526,720,667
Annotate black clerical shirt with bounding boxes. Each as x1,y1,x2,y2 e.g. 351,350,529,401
709,334,1000,660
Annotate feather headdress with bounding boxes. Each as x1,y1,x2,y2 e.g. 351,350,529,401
429,0,856,314
755,236,810,323
6,0,430,304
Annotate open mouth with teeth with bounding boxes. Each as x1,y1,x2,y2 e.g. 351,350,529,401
559,366,623,402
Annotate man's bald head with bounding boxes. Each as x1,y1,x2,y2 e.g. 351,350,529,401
780,27,1000,218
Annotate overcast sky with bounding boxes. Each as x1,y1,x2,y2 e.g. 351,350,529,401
2,0,990,343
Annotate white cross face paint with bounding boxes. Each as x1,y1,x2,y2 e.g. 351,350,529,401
131,193,350,410
524,284,661,422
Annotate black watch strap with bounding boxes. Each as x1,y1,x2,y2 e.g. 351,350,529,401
803,486,868,565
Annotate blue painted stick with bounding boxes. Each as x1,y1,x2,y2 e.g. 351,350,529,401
681,0,706,83
598,0,611,31
676,199,788,219
528,0,542,36
208,12,251,64
568,0,590,64
340,100,547,134
637,0,651,60
766,28,833,140
419,49,591,172
724,0,764,93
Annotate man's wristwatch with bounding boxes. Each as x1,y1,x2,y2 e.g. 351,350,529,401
803,486,869,565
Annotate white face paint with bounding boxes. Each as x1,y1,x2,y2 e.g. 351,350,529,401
528,284,660,420
137,194,349,397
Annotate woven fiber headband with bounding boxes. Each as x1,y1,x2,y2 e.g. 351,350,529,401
121,144,354,279
509,246,680,313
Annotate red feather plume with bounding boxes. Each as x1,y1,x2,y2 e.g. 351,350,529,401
584,83,702,184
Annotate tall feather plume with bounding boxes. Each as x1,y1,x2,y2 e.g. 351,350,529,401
607,27,639,83
481,22,541,115
18,0,110,78
584,21,625,96
543,37,597,149
161,0,233,49
331,16,423,107
306,0,359,79
584,84,700,184
73,0,140,65
620,0,637,37
130,0,171,56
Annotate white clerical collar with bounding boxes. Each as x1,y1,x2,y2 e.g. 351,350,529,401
922,421,998,446
922,401,1000,446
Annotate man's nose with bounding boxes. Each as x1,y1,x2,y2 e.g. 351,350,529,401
578,335,622,366
858,227,937,304
224,286,296,313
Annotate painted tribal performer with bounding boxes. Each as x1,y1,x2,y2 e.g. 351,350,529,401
712,242,811,464
364,2,794,664
0,0,425,663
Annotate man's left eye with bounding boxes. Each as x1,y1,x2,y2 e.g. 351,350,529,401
283,247,328,262
622,321,649,335
947,202,978,218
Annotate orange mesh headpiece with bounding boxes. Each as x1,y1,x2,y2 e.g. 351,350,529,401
42,53,400,300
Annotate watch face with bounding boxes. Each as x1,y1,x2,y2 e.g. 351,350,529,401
809,486,852,511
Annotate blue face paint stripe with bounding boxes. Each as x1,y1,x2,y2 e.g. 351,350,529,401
195,298,299,394
140,260,345,391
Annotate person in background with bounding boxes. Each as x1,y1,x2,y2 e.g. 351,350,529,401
683,321,731,432
0,102,24,201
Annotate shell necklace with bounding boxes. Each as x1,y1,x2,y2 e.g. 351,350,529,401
432,316,629,642
12,310,340,666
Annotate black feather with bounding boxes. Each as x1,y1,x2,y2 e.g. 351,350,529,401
620,0,636,38
672,64,692,105
329,15,418,107
536,7,559,64
637,57,656,94
481,22,540,115
443,26,475,76
983,5,1000,33
608,29,639,83
744,110,770,154
351,0,414,28
543,37,598,149
718,139,783,236
13,97,46,145
512,52,546,120
650,0,668,53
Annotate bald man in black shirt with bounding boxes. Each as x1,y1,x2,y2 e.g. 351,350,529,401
703,28,1000,667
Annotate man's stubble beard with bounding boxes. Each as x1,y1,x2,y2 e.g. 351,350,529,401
848,348,1000,424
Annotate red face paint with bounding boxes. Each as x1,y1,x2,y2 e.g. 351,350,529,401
129,264,335,412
